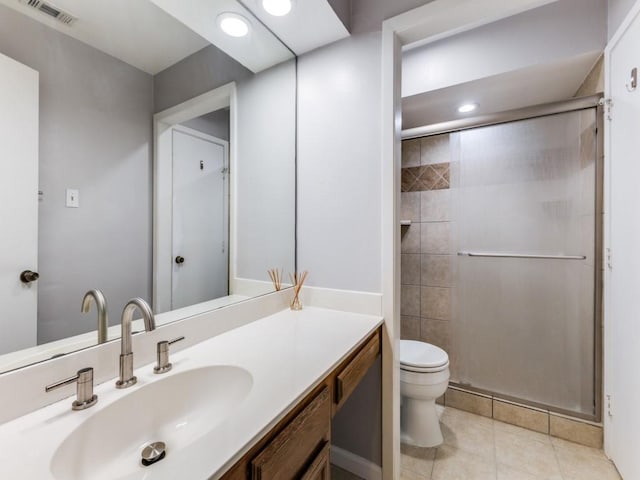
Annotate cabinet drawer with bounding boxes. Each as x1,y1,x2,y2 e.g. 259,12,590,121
251,387,330,480
334,331,380,410
300,441,330,480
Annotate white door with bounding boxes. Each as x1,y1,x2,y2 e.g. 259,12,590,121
0,53,39,355
605,1,640,478
171,127,228,309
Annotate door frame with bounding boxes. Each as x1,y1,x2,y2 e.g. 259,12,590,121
153,82,237,313
169,125,229,310
381,1,561,478
603,0,640,465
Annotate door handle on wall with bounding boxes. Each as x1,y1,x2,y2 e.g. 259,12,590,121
175,256,185,265
20,270,39,283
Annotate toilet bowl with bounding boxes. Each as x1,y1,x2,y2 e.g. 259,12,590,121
400,340,450,447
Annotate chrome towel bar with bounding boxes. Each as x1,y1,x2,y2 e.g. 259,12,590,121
457,252,586,260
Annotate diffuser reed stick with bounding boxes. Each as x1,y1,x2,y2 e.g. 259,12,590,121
267,268,283,291
289,271,309,310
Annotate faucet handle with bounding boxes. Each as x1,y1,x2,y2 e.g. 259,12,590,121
45,367,98,410
154,336,185,374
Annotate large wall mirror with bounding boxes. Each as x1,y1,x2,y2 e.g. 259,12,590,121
0,0,298,373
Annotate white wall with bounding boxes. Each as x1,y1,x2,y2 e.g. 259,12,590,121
402,0,607,98
297,33,383,293
235,60,297,283
608,0,637,37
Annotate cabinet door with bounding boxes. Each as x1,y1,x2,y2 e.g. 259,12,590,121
251,387,330,480
300,442,330,480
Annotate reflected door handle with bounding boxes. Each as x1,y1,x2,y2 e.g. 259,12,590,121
20,270,39,283
175,256,185,265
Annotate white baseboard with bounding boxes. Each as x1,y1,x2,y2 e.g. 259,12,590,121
331,445,382,480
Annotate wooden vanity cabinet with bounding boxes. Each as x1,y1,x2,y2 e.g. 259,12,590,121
220,328,380,480
251,387,330,479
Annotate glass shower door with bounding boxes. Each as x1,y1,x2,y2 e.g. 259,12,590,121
451,109,597,416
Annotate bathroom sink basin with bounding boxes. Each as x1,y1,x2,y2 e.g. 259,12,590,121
50,365,253,480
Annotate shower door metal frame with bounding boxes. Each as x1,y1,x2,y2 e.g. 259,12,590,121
402,95,605,423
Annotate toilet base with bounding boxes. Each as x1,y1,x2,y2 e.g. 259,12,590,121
400,397,444,448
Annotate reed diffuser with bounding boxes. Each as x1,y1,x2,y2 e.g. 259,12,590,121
289,271,309,311
267,268,283,291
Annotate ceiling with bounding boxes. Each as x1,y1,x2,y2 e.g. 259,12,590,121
242,0,350,56
402,50,601,130
150,0,294,73
0,0,209,75
0,0,350,75
150,0,350,73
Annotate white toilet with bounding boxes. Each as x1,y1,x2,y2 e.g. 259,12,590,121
400,340,450,447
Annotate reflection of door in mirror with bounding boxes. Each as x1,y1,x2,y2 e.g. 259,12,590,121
171,126,229,309
0,52,39,355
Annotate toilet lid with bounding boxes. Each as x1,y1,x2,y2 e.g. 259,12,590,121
400,340,448,369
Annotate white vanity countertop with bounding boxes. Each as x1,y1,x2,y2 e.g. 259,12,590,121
0,306,383,480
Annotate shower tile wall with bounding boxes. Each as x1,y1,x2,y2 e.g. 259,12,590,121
401,133,456,378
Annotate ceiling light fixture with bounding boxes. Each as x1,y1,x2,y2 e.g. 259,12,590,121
217,12,250,37
458,103,478,113
262,0,293,16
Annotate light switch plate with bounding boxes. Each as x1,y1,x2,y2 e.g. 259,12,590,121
65,188,79,208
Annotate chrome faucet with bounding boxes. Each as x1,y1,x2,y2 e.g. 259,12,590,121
81,289,108,344
116,298,155,389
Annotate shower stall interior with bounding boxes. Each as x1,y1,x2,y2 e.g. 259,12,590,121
401,96,602,421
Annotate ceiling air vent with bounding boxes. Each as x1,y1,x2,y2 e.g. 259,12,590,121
18,0,77,26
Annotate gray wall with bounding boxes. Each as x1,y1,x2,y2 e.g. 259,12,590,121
154,44,253,113
297,32,382,294
181,109,231,141
608,0,637,38
0,4,154,343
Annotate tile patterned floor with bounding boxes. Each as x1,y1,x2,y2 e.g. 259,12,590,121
401,407,622,480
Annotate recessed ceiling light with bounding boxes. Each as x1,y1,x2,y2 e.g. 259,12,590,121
262,0,293,16
217,12,250,37
458,103,478,113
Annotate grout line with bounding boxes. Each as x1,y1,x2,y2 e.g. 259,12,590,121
490,403,500,480
550,432,566,480
429,447,437,480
